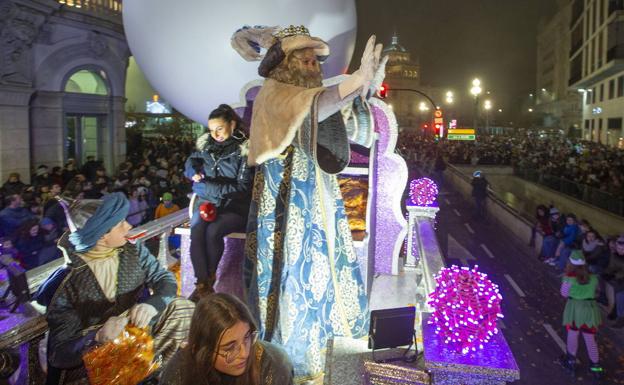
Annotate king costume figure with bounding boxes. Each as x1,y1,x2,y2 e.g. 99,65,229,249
231,25,387,380
44,192,194,382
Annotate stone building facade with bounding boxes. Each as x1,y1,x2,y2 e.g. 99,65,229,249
0,0,128,183
535,0,583,137
567,0,624,147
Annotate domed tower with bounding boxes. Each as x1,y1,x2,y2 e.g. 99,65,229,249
383,34,420,87
382,34,422,131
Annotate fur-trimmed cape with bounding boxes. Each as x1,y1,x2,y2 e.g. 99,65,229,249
247,78,323,166
195,131,250,157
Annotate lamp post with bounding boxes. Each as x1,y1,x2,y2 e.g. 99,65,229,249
385,88,440,136
484,99,492,133
445,91,454,104
445,91,454,134
470,78,482,132
419,101,430,136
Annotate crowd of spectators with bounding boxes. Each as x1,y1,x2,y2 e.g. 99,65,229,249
397,130,624,329
513,137,624,197
532,206,624,328
0,135,194,270
398,132,624,199
398,133,514,168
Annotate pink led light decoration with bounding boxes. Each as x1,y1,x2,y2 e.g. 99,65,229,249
409,177,438,206
427,265,504,355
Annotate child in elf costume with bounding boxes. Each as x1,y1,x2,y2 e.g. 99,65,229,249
560,250,603,379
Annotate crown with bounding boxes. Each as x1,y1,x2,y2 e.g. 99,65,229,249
274,25,310,39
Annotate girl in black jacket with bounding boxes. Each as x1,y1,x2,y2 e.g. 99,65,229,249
184,104,253,300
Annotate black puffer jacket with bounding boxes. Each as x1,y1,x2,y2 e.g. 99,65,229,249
471,177,489,199
184,130,253,217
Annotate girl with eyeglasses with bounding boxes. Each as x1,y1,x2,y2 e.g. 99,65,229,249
160,293,294,385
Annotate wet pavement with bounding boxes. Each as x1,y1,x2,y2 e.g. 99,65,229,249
434,186,624,385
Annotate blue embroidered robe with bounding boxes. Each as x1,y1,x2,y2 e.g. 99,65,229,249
245,82,374,380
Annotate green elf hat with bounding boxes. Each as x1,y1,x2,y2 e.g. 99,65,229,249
569,250,586,266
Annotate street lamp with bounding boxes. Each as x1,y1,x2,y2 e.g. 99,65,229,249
444,91,454,130
484,99,492,133
445,90,454,104
470,78,482,131
418,101,430,135
383,87,439,135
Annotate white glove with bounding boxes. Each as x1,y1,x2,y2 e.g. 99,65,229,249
369,55,389,97
338,35,384,100
95,316,128,343
128,303,158,328
358,35,383,98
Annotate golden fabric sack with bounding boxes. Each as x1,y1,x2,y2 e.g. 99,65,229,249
83,326,159,385
168,261,182,296
339,177,368,232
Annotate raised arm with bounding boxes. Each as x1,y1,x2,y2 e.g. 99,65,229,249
317,35,387,122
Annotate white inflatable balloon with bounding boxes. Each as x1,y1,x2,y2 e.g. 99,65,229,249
123,0,357,124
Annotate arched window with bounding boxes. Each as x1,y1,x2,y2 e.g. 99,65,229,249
64,69,109,95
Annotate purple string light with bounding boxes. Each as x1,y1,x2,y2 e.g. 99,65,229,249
409,177,438,206
427,265,504,354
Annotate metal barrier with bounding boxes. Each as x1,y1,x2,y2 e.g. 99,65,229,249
444,165,543,256
407,206,445,313
514,168,624,217
126,209,189,268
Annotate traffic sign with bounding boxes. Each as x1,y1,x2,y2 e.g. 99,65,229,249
447,134,476,141
448,129,475,135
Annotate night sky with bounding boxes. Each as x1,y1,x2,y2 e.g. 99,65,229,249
353,0,559,121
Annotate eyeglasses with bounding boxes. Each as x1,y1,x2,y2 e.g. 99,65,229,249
217,331,258,364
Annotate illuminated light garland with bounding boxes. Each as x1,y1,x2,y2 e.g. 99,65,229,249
427,265,504,354
409,178,438,206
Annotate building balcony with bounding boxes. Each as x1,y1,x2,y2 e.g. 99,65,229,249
57,0,121,13
609,0,624,15
571,0,583,27
55,0,122,24
569,73,583,86
570,40,583,57
570,21,583,58
569,19,624,89
607,43,624,61
569,53,624,88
